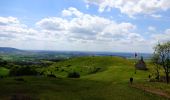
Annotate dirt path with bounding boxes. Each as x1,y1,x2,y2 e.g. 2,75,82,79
131,84,170,99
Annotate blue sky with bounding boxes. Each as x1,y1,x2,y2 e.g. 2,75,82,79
0,0,170,53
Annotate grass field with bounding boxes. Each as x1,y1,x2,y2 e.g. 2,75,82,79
0,56,169,100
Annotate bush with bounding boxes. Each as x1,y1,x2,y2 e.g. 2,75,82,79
68,72,80,78
10,66,38,76
47,74,56,78
0,59,7,66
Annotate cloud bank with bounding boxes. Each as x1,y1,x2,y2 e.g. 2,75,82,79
0,7,169,52
84,0,170,17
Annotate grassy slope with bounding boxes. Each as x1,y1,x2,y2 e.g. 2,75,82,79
0,67,9,77
0,56,168,100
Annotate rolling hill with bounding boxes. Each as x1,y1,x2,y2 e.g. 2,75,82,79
0,56,168,100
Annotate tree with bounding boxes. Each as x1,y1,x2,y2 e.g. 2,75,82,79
154,41,170,83
151,52,161,80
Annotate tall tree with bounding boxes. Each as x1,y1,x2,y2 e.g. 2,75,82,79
154,41,170,83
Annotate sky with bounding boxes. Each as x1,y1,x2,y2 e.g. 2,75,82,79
0,0,170,53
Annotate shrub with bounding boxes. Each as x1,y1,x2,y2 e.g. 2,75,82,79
68,72,80,78
10,66,38,76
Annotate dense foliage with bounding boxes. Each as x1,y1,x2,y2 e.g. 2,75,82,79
9,66,38,76
152,41,170,83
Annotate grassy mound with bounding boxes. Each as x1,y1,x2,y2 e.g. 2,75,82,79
41,56,132,77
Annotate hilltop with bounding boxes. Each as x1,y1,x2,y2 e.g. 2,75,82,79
41,56,132,77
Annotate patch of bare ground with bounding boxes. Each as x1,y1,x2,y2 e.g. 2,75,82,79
130,84,170,99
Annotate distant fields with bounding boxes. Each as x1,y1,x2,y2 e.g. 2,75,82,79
0,56,169,100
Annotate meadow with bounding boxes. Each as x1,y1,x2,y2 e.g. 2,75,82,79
0,56,169,100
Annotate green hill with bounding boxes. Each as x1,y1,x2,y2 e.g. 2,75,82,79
41,56,133,77
0,56,168,100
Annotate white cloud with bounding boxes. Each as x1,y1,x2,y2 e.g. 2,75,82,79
0,17,44,41
151,14,162,18
84,0,170,17
148,26,156,31
37,7,142,44
0,16,20,25
62,9,73,17
36,17,68,31
62,7,83,17
152,29,170,42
